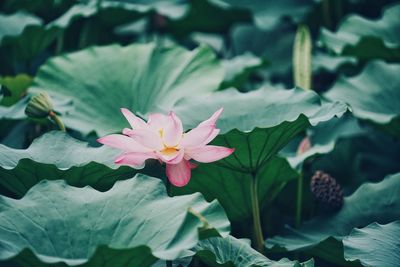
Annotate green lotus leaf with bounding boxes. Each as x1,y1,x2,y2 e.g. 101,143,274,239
312,128,400,189
220,53,264,89
312,53,357,73
174,87,347,135
168,0,251,35
195,235,314,267
343,221,400,267
284,114,364,170
0,96,29,120
209,0,316,30
231,22,296,76
172,87,346,221
319,4,400,61
0,12,41,41
173,156,298,221
190,32,225,52
266,173,400,262
0,174,230,266
0,74,32,107
49,0,189,31
30,43,223,135
0,1,189,63
0,12,60,61
0,131,140,197
0,0,72,14
325,61,400,137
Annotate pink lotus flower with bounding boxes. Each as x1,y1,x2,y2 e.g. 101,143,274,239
97,108,234,187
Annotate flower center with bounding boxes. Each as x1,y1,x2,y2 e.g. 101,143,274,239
160,146,178,155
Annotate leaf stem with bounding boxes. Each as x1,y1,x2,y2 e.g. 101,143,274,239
295,172,303,228
49,111,66,132
55,32,64,54
79,21,93,49
322,0,332,30
250,173,264,253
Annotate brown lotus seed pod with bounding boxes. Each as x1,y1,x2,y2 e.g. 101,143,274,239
310,170,344,210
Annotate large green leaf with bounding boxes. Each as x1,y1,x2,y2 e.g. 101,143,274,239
343,221,400,267
30,43,223,135
0,131,139,197
0,0,73,16
309,129,400,195
209,0,316,30
173,156,298,221
0,95,29,120
231,22,296,77
267,173,400,258
220,53,263,89
0,12,41,41
0,74,32,107
325,61,400,137
168,0,251,35
195,236,314,267
49,0,189,31
320,4,400,61
172,87,346,221
312,53,357,73
174,87,347,136
284,114,364,169
0,174,230,266
0,12,60,61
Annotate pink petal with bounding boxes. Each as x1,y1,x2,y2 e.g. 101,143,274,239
203,129,220,145
97,134,151,152
198,108,224,127
148,113,169,130
163,111,183,147
296,136,311,155
120,108,148,129
166,160,191,187
115,152,156,166
186,145,234,163
157,149,184,164
180,125,216,148
122,128,134,136
129,129,164,150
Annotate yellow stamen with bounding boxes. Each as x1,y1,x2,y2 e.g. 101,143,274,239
158,128,164,137
160,146,178,155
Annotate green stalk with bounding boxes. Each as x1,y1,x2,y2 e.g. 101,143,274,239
322,0,332,30
295,173,303,228
250,174,264,253
55,32,64,54
49,111,66,132
293,24,312,90
79,20,94,49
166,260,172,267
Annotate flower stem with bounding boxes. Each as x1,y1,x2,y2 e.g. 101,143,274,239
250,173,264,253
166,260,172,267
295,173,303,228
49,111,66,132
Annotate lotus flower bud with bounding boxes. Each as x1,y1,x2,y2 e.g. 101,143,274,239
25,92,54,119
296,136,311,155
